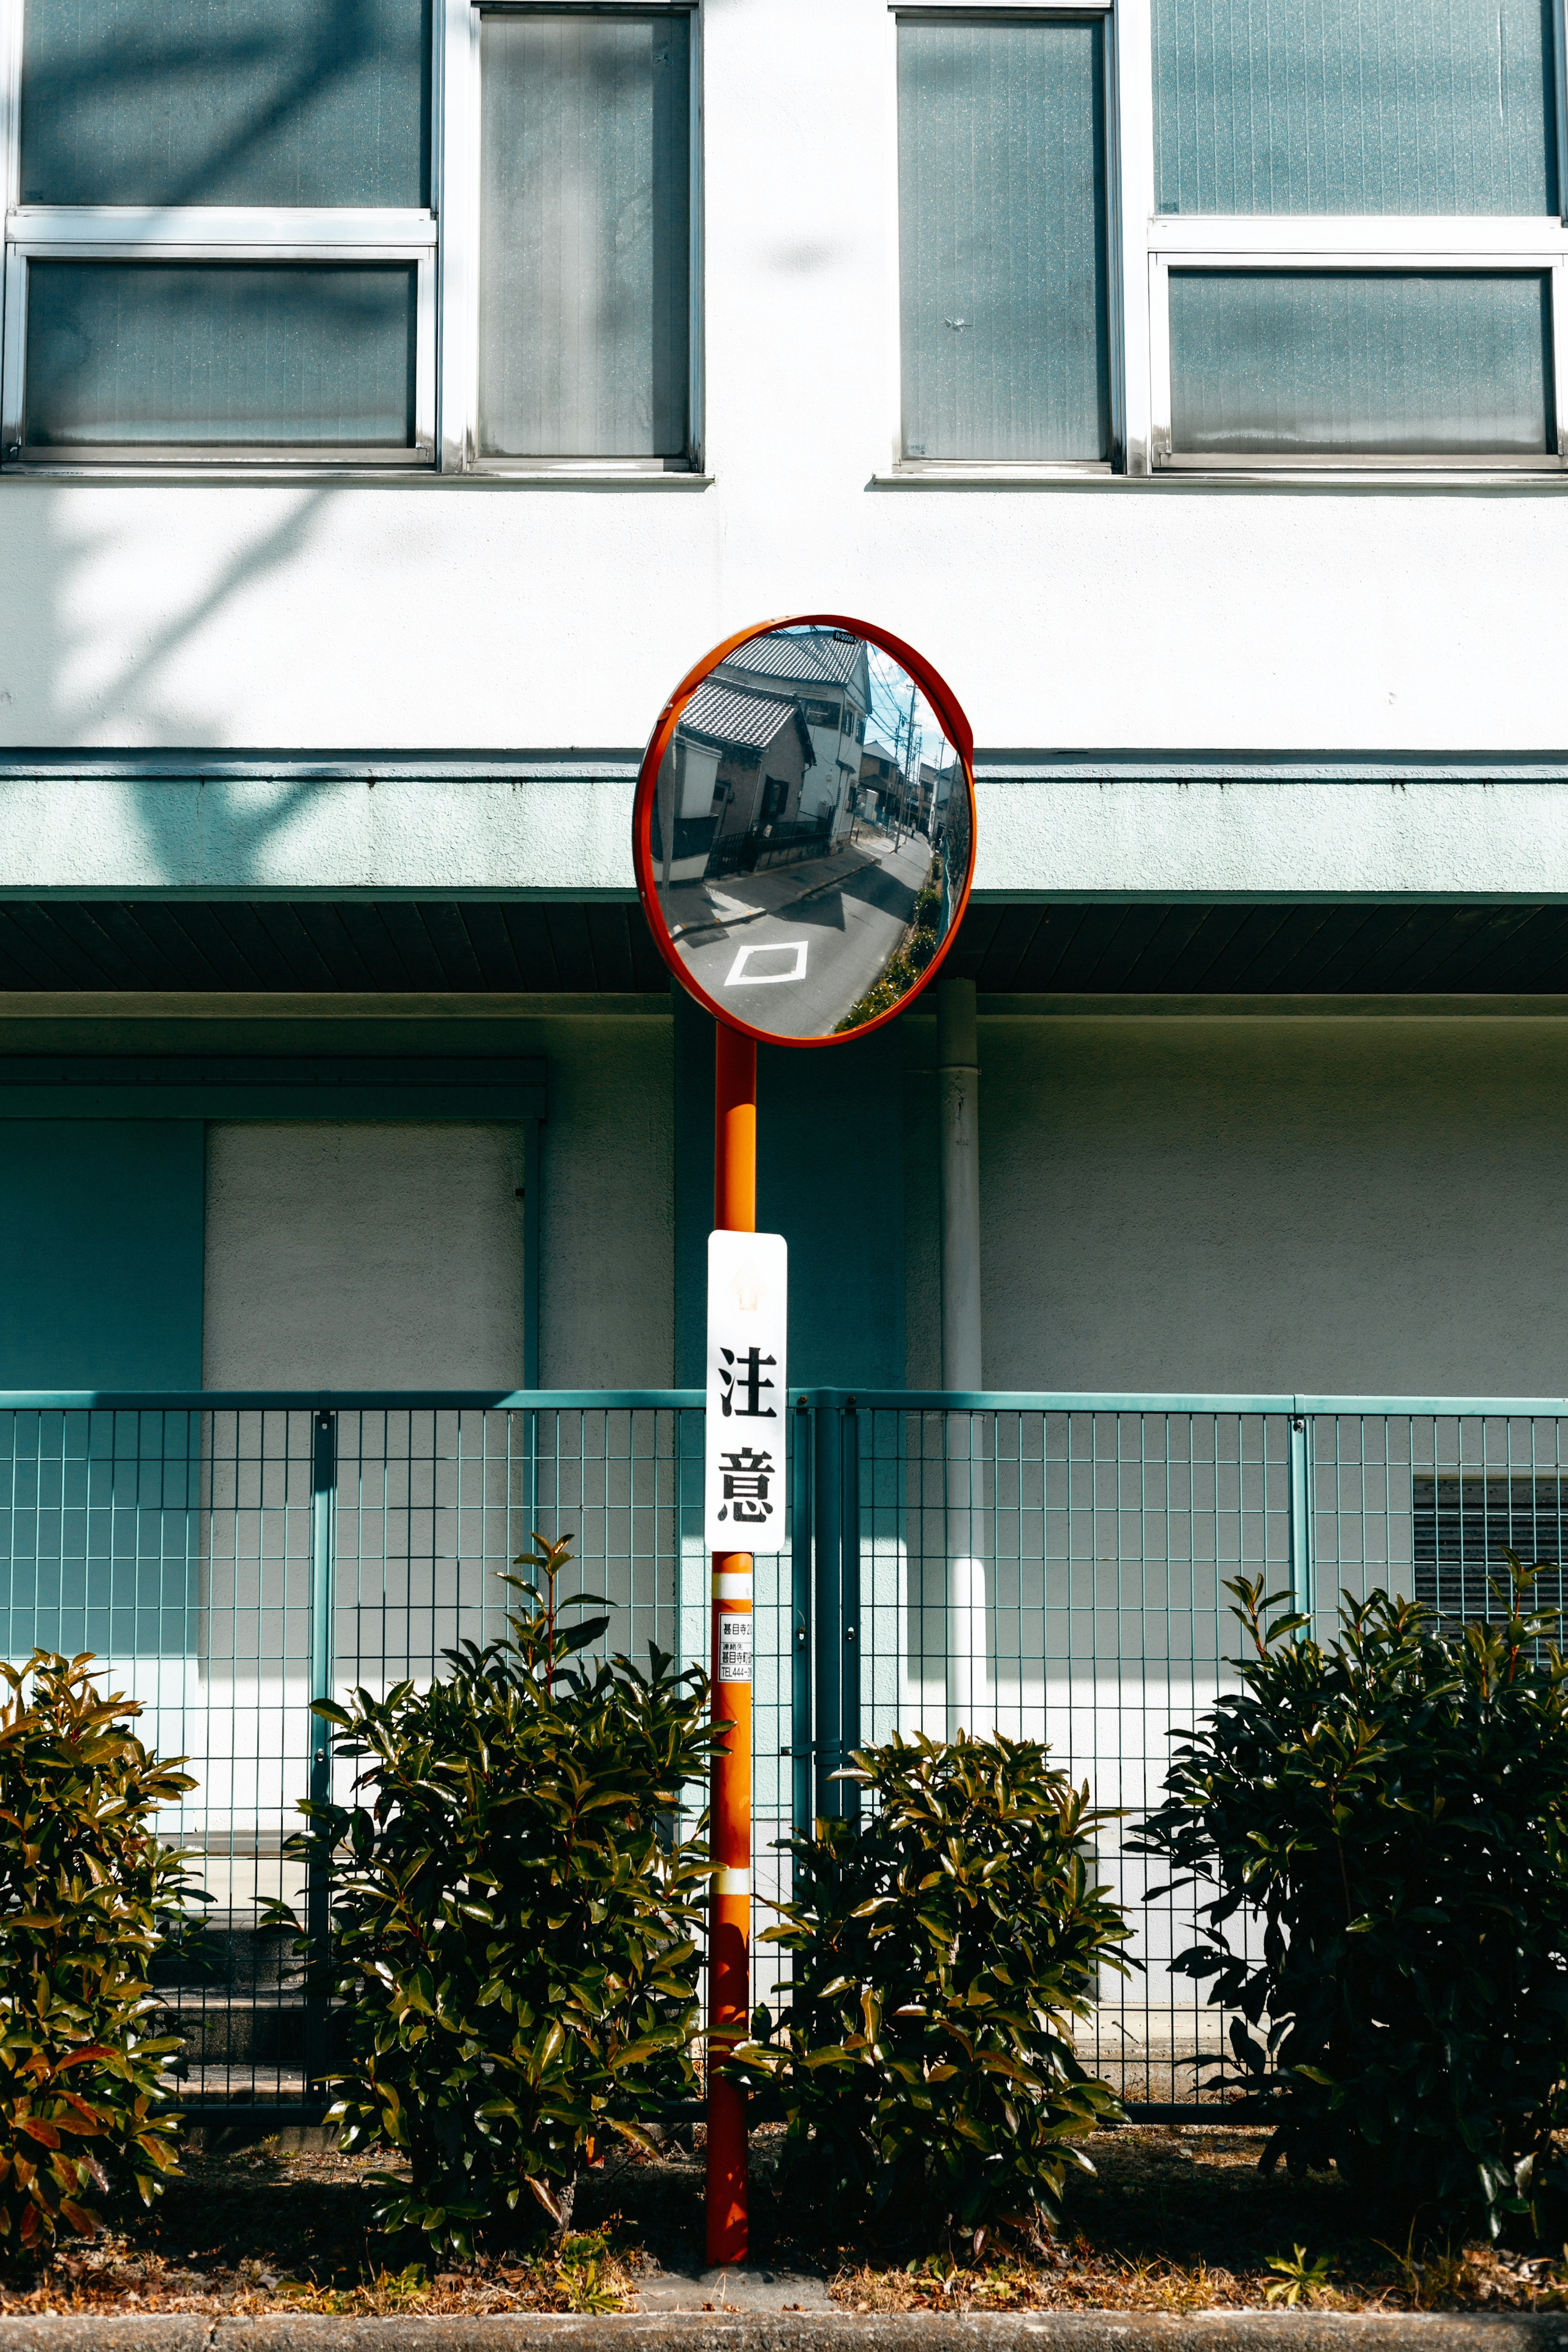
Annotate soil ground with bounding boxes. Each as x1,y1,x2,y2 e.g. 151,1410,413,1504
2,2124,1565,2319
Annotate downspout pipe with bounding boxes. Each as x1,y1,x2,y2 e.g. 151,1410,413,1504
937,976,988,1734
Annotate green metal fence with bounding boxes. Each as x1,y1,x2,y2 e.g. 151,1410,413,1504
4,1387,1565,2120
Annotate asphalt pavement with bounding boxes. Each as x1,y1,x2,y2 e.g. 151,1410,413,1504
671,832,935,1037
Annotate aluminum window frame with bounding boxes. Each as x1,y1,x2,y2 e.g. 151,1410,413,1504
0,0,442,474
1148,232,1568,472
886,0,1125,480
1136,0,1568,477
1,219,438,470
445,0,703,477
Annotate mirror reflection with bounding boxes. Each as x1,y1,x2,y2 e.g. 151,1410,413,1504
648,625,971,1039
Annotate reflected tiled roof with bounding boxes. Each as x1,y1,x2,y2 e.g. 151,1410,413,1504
679,680,802,751
726,630,864,688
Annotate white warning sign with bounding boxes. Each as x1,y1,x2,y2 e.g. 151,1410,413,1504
705,1229,788,1555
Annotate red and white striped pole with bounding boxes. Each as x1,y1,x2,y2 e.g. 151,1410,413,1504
706,1018,755,2266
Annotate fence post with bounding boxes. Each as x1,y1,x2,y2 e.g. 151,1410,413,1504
1287,1410,1314,1629
305,1408,337,2101
790,1396,813,1860
840,1399,861,1823
812,1399,842,1819
521,1114,542,1544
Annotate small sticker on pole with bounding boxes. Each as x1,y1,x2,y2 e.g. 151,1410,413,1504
717,1611,753,1685
705,1229,788,1555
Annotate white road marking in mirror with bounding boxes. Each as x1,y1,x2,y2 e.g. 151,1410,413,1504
724,940,808,987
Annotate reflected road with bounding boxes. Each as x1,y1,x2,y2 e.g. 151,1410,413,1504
675,831,935,1038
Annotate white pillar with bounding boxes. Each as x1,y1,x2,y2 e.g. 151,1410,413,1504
938,977,988,1735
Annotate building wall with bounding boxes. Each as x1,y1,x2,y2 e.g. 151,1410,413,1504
673,993,906,1389
0,0,1564,782
0,1006,675,1393
537,1015,675,1389
906,1013,1568,1396
196,1015,676,1391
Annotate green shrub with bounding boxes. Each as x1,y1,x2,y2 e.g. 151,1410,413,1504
0,1650,197,2263
287,1535,717,2258
1132,1564,1568,2238
741,1731,1130,2252
834,856,942,1031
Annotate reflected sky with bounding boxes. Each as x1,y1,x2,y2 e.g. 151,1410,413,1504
646,625,971,1040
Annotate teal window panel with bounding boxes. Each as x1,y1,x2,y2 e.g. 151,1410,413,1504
1169,270,1555,457
898,16,1111,463
478,11,692,460
1153,0,1558,216
24,261,420,451
20,0,431,207
0,1123,204,1661
0,1122,204,1387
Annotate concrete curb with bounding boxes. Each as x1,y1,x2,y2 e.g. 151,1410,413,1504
2,2318,1568,2351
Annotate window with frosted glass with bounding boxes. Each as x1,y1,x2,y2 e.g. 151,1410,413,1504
1152,0,1557,215
898,17,1111,465
23,262,419,450
477,11,692,462
1168,272,1554,457
20,0,432,207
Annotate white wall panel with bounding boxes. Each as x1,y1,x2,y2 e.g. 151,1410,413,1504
203,1120,526,1388
200,1016,675,1389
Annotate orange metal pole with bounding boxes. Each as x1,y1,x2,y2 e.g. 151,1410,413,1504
706,1019,756,2268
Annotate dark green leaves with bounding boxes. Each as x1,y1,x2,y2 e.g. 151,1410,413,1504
0,1651,200,2266
737,1731,1131,2252
1131,1560,1568,2238
281,1532,719,2261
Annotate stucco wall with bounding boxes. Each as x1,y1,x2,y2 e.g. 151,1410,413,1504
535,1016,675,1388
906,1013,1568,1395
203,1121,528,1388
197,1013,674,1390
10,770,1568,902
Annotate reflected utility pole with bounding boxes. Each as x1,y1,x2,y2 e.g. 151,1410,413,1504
892,681,920,851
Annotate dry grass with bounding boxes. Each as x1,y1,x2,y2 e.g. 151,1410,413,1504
2,2122,1566,2317
0,2137,636,2317
833,2127,1568,2316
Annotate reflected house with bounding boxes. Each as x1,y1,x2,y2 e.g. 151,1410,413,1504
916,758,958,833
652,678,816,883
716,628,871,846
859,739,904,826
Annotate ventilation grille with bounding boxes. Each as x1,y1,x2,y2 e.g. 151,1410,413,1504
1412,1473,1568,1624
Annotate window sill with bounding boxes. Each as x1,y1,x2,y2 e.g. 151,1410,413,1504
0,463,715,488
876,462,1113,485
457,465,713,487
872,465,1568,491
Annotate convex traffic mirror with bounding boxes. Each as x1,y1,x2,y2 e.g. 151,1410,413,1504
634,615,976,1044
